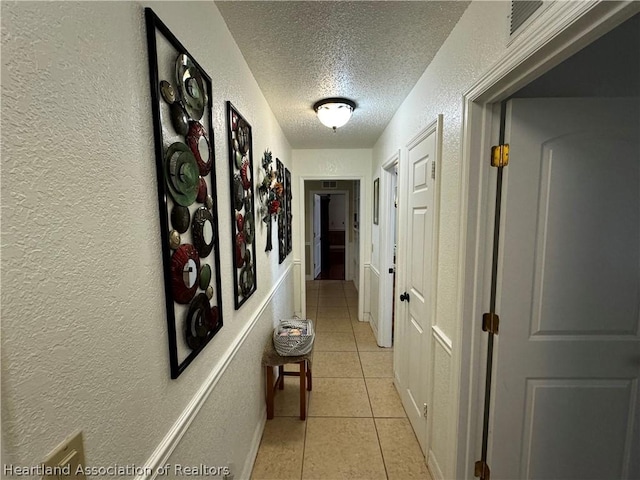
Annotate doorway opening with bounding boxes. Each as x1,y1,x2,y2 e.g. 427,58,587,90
377,154,399,348
458,8,640,479
304,180,360,284
314,193,346,280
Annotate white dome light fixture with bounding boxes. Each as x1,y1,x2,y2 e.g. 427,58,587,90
313,97,356,132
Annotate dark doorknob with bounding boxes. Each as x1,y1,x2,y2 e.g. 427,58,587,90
400,292,410,302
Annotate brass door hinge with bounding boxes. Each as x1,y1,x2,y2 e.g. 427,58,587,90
423,403,428,418
491,144,509,167
482,313,500,334
475,460,490,480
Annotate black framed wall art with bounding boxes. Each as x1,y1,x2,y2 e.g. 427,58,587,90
373,178,380,225
276,158,286,264
145,8,224,379
226,102,257,309
285,167,292,255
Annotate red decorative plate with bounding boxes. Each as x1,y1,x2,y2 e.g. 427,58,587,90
235,232,246,268
186,121,212,175
170,244,200,304
241,160,252,190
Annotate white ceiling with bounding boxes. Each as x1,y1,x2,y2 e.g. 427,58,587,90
215,1,470,149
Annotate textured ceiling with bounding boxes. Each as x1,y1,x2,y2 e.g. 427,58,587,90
215,1,470,149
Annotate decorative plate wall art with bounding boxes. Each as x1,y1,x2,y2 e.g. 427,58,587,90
145,8,224,379
276,158,286,264
226,102,257,309
258,149,282,253
285,167,292,255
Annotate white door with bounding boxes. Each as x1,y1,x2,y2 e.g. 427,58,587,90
490,98,640,479
397,122,439,455
313,194,321,279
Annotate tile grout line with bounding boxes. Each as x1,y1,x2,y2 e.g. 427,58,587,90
300,292,318,480
358,322,391,480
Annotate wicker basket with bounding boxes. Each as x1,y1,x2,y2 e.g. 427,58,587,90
273,319,315,356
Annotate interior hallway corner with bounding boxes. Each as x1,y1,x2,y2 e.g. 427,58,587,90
251,280,431,480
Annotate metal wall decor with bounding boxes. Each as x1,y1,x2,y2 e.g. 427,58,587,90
285,168,292,255
373,178,380,225
257,149,282,253
276,159,286,264
227,102,257,309
145,8,224,379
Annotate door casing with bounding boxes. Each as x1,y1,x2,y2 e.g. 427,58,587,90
377,150,400,348
299,177,365,320
456,2,640,478
308,189,349,281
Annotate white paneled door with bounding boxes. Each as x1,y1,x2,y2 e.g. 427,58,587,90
397,119,440,456
490,98,640,479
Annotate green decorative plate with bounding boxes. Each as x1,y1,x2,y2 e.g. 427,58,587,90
165,142,199,207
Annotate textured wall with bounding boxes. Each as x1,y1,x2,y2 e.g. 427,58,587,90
371,2,510,478
1,0,291,474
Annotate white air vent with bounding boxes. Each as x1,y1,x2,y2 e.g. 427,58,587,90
322,181,337,189
510,0,543,35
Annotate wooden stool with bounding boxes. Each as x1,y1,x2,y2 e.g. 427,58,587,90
262,339,313,420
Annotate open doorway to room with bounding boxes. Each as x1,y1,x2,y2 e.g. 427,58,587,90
304,180,360,283
300,177,364,323
314,192,347,280
377,154,399,348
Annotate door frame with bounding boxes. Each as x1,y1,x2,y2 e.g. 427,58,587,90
299,177,365,321
312,193,322,279
455,2,640,478
377,149,400,348
307,189,350,281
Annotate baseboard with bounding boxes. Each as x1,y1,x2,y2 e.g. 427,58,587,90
239,410,267,480
428,450,444,480
135,265,293,480
369,312,379,340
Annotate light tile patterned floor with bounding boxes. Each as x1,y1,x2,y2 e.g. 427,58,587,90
251,280,432,480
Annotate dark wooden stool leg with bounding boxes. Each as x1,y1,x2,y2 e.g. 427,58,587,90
299,360,306,420
266,366,274,419
278,365,285,389
307,360,312,391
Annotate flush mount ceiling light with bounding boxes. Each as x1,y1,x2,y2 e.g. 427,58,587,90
313,97,356,132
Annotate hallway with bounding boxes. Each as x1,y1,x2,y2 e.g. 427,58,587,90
251,280,431,480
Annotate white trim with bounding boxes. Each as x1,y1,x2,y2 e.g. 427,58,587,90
379,150,400,348
304,239,314,282
135,265,293,480
428,450,445,480
369,264,380,337
406,117,438,150
293,260,303,318
432,325,453,356
468,1,639,104
240,410,267,480
454,2,640,479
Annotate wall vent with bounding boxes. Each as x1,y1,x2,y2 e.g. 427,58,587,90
510,0,543,35
322,181,337,189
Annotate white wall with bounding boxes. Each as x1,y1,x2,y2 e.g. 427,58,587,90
371,2,510,478
1,1,292,476
328,194,346,231
292,149,372,319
